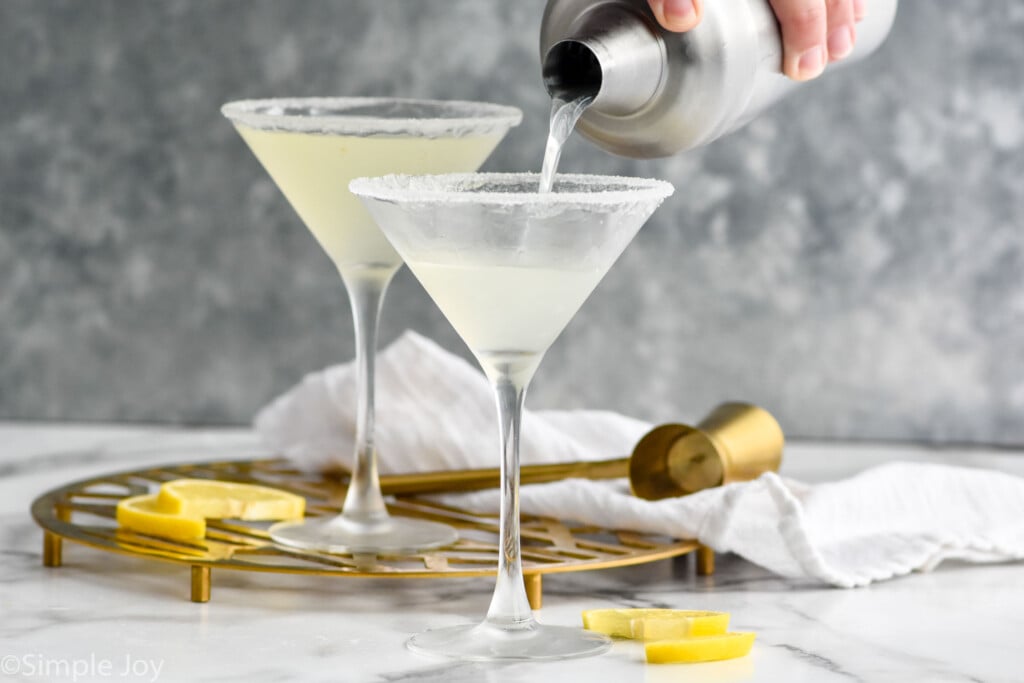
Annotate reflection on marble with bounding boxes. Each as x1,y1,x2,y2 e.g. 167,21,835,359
0,1,1023,444
3,423,1023,682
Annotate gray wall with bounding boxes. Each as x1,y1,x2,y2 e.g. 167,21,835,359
2,0,1022,444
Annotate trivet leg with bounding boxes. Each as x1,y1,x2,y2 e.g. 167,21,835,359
525,574,543,610
697,545,715,576
191,566,211,603
43,506,70,568
43,532,63,568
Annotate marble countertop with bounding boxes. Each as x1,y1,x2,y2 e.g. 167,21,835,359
2,422,1023,683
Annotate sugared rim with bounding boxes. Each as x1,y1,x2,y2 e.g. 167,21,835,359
220,97,523,137
348,172,675,206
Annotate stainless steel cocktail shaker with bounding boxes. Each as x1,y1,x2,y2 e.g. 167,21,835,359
540,0,898,158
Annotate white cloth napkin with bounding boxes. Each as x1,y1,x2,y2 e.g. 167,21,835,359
255,331,1024,588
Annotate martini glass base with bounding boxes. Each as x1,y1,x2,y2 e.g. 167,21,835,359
407,622,611,662
269,516,458,555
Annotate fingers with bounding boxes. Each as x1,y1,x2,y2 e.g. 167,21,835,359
650,0,864,80
768,0,828,80
824,0,857,62
852,0,866,22
647,0,703,33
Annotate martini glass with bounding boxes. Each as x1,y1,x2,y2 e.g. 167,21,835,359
350,173,673,661
221,98,522,554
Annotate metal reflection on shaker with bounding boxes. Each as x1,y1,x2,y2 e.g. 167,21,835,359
540,0,899,158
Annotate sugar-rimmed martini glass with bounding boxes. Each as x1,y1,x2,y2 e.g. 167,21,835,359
350,173,673,661
222,98,522,554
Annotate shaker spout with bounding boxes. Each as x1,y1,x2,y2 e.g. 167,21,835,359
541,4,665,116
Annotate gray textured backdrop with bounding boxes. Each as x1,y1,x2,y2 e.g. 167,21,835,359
1,1,1022,444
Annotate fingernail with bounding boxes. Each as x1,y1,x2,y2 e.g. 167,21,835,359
662,0,696,27
827,26,854,60
796,46,826,80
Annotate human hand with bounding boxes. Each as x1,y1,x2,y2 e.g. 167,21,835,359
646,0,865,81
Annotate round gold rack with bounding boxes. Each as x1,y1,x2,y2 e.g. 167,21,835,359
32,457,712,607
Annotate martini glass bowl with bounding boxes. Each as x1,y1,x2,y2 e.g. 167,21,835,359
350,172,673,661
221,98,522,554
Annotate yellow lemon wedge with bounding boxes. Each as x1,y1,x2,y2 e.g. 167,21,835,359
645,632,756,664
631,611,731,640
116,480,306,542
116,494,206,541
582,609,729,639
156,479,306,520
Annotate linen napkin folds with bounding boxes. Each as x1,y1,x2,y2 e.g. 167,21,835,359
255,331,1024,588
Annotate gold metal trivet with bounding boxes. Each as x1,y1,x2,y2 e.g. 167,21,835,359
32,458,712,608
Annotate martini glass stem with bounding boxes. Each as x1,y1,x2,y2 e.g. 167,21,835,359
483,363,539,630
339,266,399,524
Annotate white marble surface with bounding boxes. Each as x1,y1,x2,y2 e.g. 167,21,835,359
2,423,1023,683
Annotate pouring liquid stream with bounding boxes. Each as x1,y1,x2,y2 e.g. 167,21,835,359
539,94,593,193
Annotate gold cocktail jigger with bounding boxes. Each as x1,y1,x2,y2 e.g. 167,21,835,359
629,402,784,500
373,402,783,499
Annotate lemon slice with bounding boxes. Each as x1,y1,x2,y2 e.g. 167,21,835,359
645,632,756,664
582,609,729,639
631,611,730,640
116,494,205,541
157,479,306,520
